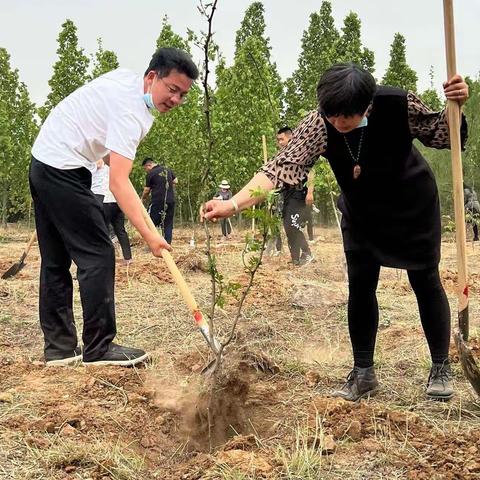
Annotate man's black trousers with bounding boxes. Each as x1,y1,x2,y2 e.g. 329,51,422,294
150,201,175,244
29,157,116,361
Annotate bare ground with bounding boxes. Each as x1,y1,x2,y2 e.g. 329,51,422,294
0,224,480,480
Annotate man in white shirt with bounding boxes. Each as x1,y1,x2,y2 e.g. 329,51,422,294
29,47,198,367
91,159,109,204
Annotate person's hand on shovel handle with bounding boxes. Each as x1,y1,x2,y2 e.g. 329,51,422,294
145,231,172,257
443,74,469,106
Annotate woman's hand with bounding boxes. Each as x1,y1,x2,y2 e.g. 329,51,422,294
202,199,234,221
443,74,469,106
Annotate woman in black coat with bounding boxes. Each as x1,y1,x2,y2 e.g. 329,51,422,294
203,63,469,402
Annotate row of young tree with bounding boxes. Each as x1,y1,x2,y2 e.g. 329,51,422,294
1,1,479,226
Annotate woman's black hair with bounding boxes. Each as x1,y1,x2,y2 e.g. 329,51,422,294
316,63,376,117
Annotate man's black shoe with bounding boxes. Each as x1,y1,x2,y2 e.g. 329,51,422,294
331,366,379,402
45,347,83,366
426,362,454,401
83,343,149,367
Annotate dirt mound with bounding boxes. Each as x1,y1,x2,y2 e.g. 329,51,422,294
309,396,480,479
115,260,174,285
441,268,480,294
175,251,208,272
149,369,250,451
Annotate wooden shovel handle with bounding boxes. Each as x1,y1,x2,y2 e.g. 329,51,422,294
443,0,468,336
24,230,37,256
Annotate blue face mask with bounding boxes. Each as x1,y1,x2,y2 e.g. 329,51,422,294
143,92,155,110
356,116,368,128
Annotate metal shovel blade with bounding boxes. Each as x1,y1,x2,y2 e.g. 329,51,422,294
454,330,480,396
198,324,223,376
200,358,219,376
1,258,26,279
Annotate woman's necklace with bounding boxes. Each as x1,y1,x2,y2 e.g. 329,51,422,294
343,128,365,180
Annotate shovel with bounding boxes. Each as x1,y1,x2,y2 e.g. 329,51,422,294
1,230,37,279
444,0,480,396
138,197,221,375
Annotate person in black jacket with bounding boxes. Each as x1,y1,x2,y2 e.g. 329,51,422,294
203,63,469,402
276,127,314,266
141,158,177,244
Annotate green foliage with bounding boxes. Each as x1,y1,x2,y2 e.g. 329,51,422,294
212,3,283,195
382,33,418,92
38,19,90,121
284,1,339,126
463,75,480,178
0,48,37,225
336,12,375,72
234,2,266,52
419,74,480,228
2,6,479,231
419,66,442,111
90,38,119,79
284,2,374,126
420,89,443,111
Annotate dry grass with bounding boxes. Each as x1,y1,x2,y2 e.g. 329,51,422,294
1,224,480,479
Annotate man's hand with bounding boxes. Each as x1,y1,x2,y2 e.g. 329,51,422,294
146,233,172,256
305,192,314,206
443,74,469,106
202,199,234,221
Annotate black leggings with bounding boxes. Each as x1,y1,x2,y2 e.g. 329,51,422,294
346,250,451,368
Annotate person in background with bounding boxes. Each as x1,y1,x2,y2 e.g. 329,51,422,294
214,180,233,240
141,158,177,245
464,182,480,241
103,164,133,265
276,127,315,266
91,159,109,204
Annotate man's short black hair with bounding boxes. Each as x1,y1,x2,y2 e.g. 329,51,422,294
277,126,293,135
142,157,154,166
316,63,376,117
144,47,199,80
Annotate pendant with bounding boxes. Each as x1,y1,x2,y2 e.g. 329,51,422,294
353,164,361,180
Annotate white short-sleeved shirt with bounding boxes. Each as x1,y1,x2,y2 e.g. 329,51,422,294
100,166,117,204
32,68,154,171
91,164,109,195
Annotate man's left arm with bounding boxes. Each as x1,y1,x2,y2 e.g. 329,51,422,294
305,169,315,206
141,187,151,203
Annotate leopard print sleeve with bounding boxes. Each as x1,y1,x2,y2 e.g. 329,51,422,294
261,111,327,188
407,91,467,149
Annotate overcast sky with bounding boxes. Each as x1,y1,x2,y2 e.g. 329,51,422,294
2,0,479,106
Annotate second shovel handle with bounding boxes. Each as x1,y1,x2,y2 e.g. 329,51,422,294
24,230,37,256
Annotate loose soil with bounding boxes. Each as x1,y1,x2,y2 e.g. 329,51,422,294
1,225,480,479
